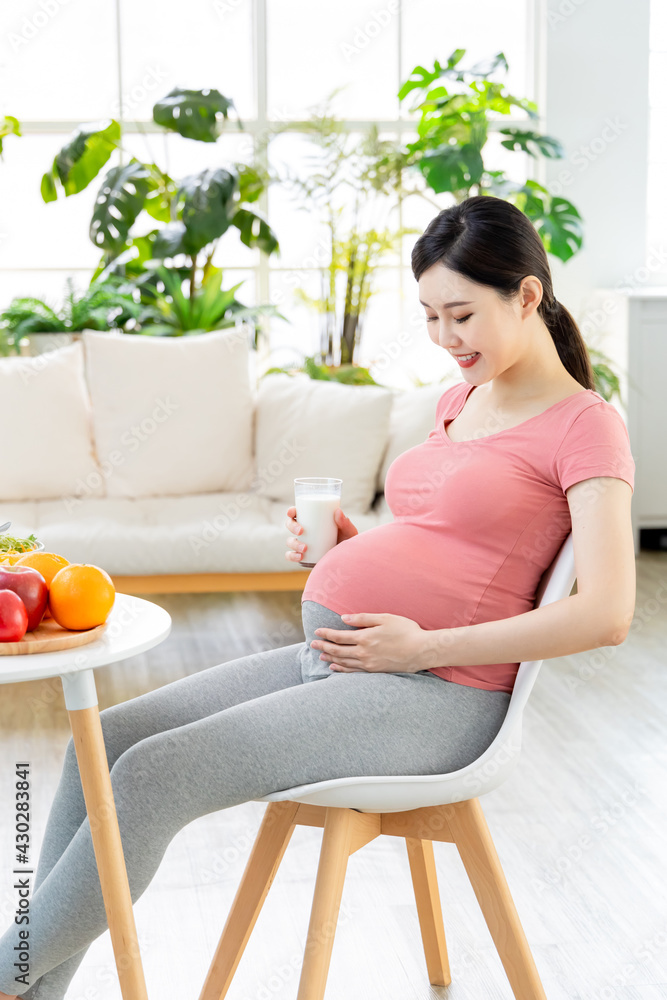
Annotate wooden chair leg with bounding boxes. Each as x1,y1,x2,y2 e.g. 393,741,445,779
295,808,357,1000
405,837,451,986
446,797,547,1000
198,800,300,1000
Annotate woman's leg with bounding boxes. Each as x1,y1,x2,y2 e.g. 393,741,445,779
0,665,509,998
0,639,307,999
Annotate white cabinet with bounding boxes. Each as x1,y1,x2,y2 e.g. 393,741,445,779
585,288,667,553
626,292,667,552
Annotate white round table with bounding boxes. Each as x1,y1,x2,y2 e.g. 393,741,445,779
0,593,171,1000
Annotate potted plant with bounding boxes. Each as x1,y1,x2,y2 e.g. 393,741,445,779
0,277,144,356
265,53,621,401
129,264,285,337
394,49,583,261
266,96,420,383
36,88,282,343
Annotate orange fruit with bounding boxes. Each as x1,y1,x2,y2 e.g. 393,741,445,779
49,563,115,631
14,551,70,619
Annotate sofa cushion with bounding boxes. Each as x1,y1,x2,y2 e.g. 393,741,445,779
376,381,452,493
25,492,389,574
0,342,104,502
83,328,255,499
254,373,393,514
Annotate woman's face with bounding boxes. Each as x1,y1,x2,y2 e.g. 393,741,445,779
418,263,538,382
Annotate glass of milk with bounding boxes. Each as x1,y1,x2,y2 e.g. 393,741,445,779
294,477,342,567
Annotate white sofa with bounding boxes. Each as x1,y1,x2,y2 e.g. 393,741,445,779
0,328,451,586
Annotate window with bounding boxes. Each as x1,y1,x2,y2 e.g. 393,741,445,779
0,0,534,386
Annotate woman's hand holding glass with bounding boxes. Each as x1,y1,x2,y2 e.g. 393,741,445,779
284,505,358,563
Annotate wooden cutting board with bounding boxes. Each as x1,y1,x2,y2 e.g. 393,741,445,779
0,618,108,655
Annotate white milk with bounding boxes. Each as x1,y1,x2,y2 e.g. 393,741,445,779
295,493,340,566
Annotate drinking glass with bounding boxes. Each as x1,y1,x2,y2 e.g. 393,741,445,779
293,478,342,567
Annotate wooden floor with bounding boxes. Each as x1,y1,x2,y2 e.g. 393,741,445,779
0,553,666,1000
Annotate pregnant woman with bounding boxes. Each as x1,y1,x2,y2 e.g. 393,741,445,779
0,195,636,999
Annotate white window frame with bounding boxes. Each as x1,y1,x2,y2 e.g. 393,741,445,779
8,0,543,360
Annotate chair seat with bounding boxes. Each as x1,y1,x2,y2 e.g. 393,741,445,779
255,692,524,813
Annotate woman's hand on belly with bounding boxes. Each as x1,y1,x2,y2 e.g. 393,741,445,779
309,612,427,674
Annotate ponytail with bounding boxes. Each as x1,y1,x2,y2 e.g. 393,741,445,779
539,299,595,390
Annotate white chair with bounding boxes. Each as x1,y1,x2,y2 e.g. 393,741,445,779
198,533,576,1000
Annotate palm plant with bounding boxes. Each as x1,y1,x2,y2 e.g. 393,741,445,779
0,277,143,353
271,97,418,370
134,265,284,337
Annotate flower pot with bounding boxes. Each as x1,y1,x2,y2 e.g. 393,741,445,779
19,331,82,357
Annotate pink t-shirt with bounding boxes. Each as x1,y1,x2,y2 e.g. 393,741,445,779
301,382,635,694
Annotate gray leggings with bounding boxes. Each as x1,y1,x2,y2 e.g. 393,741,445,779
0,601,510,998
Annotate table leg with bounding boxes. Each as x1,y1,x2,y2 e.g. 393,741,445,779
60,668,148,1000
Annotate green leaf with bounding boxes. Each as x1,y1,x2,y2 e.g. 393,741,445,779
498,128,565,159
153,87,234,142
89,159,151,252
0,297,65,335
144,167,177,223
235,162,265,204
43,120,121,200
133,262,279,335
40,170,57,203
0,115,21,156
231,207,280,255
303,356,333,380
418,143,484,193
511,181,584,262
0,279,143,335
152,221,188,259
398,62,445,102
330,363,379,385
260,365,299,378
176,168,238,255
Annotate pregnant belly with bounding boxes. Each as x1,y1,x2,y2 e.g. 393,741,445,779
301,521,481,632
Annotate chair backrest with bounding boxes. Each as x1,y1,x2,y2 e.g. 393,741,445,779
506,531,576,720
450,531,577,802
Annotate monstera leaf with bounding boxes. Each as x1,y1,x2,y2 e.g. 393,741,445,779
41,120,121,201
398,51,467,103
153,87,235,142
231,207,279,255
144,166,177,223
498,128,564,159
510,180,583,261
416,143,484,194
89,160,151,252
151,221,187,259
176,168,238,255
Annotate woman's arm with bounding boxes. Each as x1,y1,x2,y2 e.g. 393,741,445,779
415,477,636,671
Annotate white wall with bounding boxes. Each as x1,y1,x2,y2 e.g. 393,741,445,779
540,0,652,337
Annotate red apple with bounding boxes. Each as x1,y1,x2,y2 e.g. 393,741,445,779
0,590,29,642
0,565,48,632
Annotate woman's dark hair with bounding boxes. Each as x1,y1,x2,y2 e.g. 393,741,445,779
411,195,595,390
